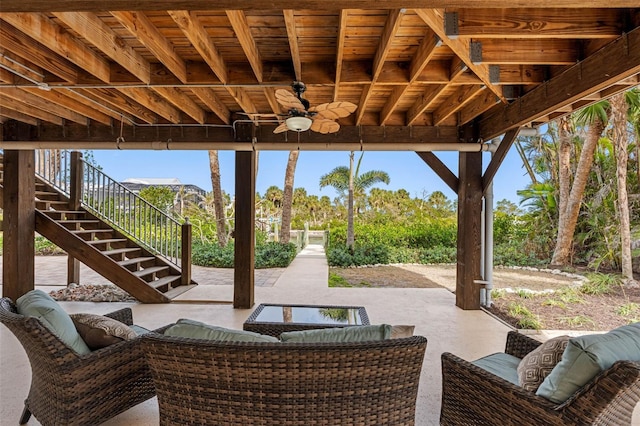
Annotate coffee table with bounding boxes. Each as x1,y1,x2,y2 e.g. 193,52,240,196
243,303,369,337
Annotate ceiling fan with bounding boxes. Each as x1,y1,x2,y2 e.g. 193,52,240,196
273,81,357,134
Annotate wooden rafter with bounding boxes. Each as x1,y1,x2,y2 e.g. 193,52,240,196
22,88,112,125
226,10,263,83
111,11,187,83
479,26,640,139
415,8,506,103
168,10,229,84
153,86,207,124
191,87,231,124
333,9,348,102
283,10,301,81
117,87,181,123
52,12,150,84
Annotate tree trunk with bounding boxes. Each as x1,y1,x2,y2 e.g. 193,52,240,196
279,150,299,244
551,116,603,266
611,93,634,283
208,150,228,247
347,151,355,250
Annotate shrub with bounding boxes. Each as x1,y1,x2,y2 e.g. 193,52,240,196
255,242,296,268
192,242,235,268
418,245,456,264
327,247,354,267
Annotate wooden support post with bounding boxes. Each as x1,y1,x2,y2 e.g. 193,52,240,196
67,151,83,284
456,151,483,310
181,220,192,285
234,150,255,309
3,150,35,301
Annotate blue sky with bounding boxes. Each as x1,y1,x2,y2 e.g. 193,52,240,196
91,144,530,205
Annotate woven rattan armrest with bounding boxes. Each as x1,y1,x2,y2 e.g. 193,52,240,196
440,351,562,425
103,307,134,325
504,330,543,359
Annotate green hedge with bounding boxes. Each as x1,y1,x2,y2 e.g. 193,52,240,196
192,241,297,268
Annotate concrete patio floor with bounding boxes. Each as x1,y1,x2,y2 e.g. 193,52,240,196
2,245,638,425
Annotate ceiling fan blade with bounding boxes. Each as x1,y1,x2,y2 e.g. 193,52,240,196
311,118,340,134
273,122,289,134
275,89,306,111
309,101,357,119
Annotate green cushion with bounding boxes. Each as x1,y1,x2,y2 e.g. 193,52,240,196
472,352,521,386
280,324,392,343
164,319,279,342
16,289,91,355
537,322,640,403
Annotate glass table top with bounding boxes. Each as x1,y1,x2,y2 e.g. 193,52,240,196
252,305,365,325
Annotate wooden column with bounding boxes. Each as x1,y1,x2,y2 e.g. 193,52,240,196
67,151,83,284
234,150,255,309
181,220,192,285
456,151,483,310
3,150,35,301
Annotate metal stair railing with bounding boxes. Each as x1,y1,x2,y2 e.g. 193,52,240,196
34,149,183,267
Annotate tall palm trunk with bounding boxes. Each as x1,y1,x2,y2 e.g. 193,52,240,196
347,151,355,250
280,150,299,244
208,150,228,247
611,93,634,282
551,116,603,265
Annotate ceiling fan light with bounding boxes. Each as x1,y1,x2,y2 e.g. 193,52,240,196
285,116,312,132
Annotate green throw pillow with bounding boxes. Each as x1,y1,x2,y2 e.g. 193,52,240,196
537,323,640,403
164,318,279,342
280,324,393,343
16,289,91,355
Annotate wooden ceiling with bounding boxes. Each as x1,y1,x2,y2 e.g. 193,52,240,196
0,1,639,149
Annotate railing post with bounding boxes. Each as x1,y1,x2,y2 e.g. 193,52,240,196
181,218,192,285
69,151,83,211
68,151,83,284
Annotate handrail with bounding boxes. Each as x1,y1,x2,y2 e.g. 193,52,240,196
34,150,183,266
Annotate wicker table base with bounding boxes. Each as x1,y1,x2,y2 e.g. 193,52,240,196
243,303,369,337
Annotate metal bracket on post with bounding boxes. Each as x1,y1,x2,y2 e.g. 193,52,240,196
470,41,483,65
444,12,459,39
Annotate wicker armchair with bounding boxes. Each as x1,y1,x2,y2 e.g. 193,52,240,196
440,331,640,425
0,297,156,426
142,332,428,425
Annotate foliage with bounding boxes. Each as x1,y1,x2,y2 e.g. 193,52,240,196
254,242,297,268
192,240,296,268
580,273,621,295
506,302,543,330
35,236,65,255
139,186,175,212
328,272,352,287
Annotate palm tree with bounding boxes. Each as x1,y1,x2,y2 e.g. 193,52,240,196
279,151,299,244
551,104,607,266
610,89,640,284
208,150,228,247
319,152,390,249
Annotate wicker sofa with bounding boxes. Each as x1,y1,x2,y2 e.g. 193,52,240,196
440,331,640,425
142,330,428,425
0,297,156,426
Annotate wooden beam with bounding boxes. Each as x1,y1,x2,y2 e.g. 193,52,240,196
234,149,255,309
191,87,231,124
226,10,263,83
283,10,301,81
415,8,506,103
454,8,623,39
482,127,518,192
407,84,447,125
0,109,39,126
22,88,112,125
333,9,348,101
416,151,458,193
2,148,35,301
115,87,179,123
111,11,188,83
2,87,88,124
0,16,82,83
53,11,151,84
479,26,640,140
0,13,110,83
458,88,500,125
153,86,206,124
1,1,639,13
356,9,405,125
433,85,484,125
479,39,579,65
0,96,64,125
456,150,483,310
168,10,229,84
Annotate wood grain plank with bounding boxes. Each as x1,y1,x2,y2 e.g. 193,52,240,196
226,10,263,82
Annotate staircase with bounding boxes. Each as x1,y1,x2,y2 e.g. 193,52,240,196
0,152,197,303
